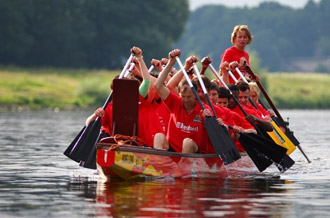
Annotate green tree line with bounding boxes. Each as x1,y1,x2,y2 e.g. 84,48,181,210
176,0,330,71
0,0,189,69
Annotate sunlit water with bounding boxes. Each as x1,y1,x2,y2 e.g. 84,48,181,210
0,110,330,218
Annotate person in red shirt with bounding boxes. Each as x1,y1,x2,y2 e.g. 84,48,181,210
228,83,273,132
209,82,220,107
154,49,212,154
219,25,259,84
248,81,275,118
192,73,256,152
85,76,118,136
218,87,230,108
86,46,166,147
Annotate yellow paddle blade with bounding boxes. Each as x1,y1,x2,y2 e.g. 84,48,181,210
267,121,296,155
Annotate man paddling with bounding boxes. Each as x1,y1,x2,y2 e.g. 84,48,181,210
190,70,257,152
154,49,213,154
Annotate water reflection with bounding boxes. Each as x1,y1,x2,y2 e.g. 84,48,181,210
69,176,292,217
1,110,330,218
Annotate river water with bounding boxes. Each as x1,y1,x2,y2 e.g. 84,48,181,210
0,110,329,218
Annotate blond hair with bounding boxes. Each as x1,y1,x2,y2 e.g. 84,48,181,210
231,25,253,45
249,82,259,96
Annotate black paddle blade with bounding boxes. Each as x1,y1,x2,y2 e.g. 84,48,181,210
63,126,86,162
275,155,295,173
79,146,97,170
239,135,273,172
240,132,287,163
272,116,300,146
204,117,241,165
69,120,102,163
79,130,105,170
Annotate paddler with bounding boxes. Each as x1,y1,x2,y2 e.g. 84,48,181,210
154,49,213,154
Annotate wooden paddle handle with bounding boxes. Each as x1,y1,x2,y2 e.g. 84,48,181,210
245,65,286,124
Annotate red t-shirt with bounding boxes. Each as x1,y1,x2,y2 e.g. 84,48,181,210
164,92,209,153
214,105,255,152
220,46,250,84
100,102,113,135
138,95,166,147
231,104,261,119
254,102,270,117
152,98,170,135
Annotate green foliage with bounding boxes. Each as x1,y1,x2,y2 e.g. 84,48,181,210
0,68,117,109
76,78,110,106
267,73,330,109
0,0,189,69
248,50,267,82
315,37,330,56
176,0,330,72
2,68,330,110
315,63,329,73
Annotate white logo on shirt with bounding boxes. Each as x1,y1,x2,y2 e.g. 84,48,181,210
176,122,198,133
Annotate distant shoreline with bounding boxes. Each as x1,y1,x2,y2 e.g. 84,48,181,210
1,68,330,110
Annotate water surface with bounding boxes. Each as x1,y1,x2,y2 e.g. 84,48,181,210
0,110,329,217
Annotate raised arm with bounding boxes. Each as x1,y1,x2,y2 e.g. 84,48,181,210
154,49,181,100
200,56,212,75
131,46,150,81
166,55,198,93
219,61,229,85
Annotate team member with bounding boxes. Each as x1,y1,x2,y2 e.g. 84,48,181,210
248,82,275,117
192,74,257,152
87,46,166,147
220,25,258,84
154,49,212,154
228,83,273,132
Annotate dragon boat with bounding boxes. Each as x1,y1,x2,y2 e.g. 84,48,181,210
96,136,256,180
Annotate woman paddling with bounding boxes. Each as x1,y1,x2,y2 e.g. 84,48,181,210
220,25,258,84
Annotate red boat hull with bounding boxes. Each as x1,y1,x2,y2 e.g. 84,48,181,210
97,142,256,180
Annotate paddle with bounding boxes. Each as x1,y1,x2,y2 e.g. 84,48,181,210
64,53,135,167
82,76,140,169
234,67,296,155
148,65,155,73
175,56,241,165
225,66,295,172
245,65,311,163
209,63,292,172
193,63,241,163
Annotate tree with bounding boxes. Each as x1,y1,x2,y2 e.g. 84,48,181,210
176,0,328,72
0,0,189,69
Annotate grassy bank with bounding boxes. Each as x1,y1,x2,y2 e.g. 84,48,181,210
267,72,330,109
0,67,118,110
1,67,330,110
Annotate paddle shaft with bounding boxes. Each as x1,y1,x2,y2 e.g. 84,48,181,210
244,65,285,123
193,64,218,118
176,57,241,164
245,65,311,163
148,65,155,73
209,64,291,171
209,64,249,117
234,67,267,116
66,52,135,163
175,57,205,109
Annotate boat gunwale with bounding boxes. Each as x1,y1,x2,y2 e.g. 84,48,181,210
97,143,221,158
97,143,247,159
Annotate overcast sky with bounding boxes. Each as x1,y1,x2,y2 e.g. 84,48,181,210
189,0,319,10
